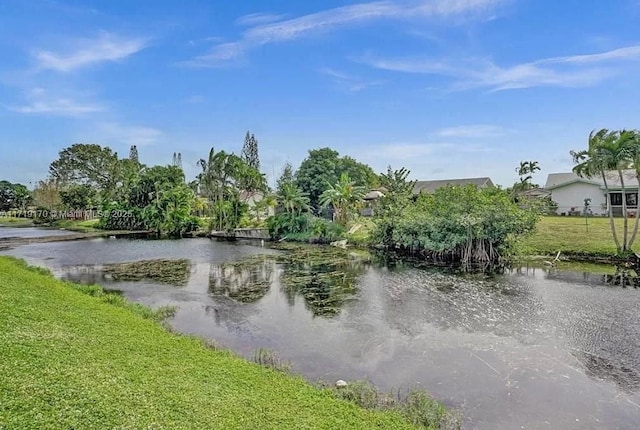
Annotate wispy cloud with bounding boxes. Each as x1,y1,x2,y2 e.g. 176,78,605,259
360,44,640,91
435,124,507,138
6,88,103,116
34,32,148,72
98,122,163,146
367,141,492,160
186,0,505,67
320,67,384,92
235,12,288,27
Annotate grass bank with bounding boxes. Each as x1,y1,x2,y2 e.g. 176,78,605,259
0,217,101,232
521,216,637,258
0,216,34,227
0,256,441,429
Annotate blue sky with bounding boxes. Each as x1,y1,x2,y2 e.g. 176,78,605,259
1,0,640,188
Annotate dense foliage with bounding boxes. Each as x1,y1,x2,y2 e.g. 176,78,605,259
266,213,345,243
295,148,378,211
197,147,267,231
320,173,366,225
0,180,31,211
373,185,538,263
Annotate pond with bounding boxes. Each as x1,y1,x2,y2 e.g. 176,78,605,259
2,236,640,430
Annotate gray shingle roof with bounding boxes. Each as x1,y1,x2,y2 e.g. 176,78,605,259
413,177,494,195
544,170,638,190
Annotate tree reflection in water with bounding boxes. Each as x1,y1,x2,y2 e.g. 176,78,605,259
209,256,275,303
209,245,367,317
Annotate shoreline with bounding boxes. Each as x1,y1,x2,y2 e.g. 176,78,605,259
0,255,456,429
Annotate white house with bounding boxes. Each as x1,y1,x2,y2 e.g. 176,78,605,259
545,171,639,216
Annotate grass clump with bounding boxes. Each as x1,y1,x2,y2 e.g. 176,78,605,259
0,256,425,429
252,348,292,373
330,380,460,430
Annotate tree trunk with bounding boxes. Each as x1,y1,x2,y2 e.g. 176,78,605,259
629,175,640,248
618,170,629,251
602,173,621,253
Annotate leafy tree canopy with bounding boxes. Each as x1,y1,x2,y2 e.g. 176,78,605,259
59,184,96,210
49,144,120,193
0,181,31,211
295,148,377,210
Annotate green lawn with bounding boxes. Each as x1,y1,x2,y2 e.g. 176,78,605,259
0,216,34,227
50,218,101,232
0,257,422,430
0,217,101,232
521,216,638,257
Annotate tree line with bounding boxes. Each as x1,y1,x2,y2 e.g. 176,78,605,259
1,131,545,263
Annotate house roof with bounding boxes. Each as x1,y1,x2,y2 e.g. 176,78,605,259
413,177,494,195
545,170,639,190
519,188,551,198
363,190,385,200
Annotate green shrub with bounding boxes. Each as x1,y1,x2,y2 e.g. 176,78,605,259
373,185,538,263
266,213,345,243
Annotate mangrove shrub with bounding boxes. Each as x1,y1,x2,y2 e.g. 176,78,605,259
372,185,537,263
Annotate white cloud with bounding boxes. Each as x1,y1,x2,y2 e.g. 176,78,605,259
98,122,163,146
235,12,288,26
435,124,507,138
360,44,640,91
537,45,640,65
365,141,492,160
319,67,384,92
7,88,103,116
34,32,147,72
187,0,505,67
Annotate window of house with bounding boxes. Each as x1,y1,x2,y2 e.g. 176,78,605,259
610,193,622,206
627,192,638,207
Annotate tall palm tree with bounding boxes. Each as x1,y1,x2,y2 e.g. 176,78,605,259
571,129,631,252
620,130,640,247
319,173,366,226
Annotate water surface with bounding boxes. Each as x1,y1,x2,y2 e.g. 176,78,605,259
0,226,74,239
3,238,640,430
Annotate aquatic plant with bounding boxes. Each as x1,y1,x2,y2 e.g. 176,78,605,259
103,258,191,286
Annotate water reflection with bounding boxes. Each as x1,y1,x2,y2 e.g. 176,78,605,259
278,251,362,317
209,256,275,303
209,248,366,317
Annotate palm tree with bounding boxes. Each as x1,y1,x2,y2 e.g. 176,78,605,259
277,183,310,215
198,148,245,230
571,129,631,252
620,130,640,247
319,173,366,226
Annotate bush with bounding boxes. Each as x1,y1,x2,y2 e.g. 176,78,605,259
373,185,538,263
98,206,147,231
266,213,345,243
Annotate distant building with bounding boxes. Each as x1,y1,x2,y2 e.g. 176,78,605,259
544,170,639,216
360,189,385,217
412,177,495,195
